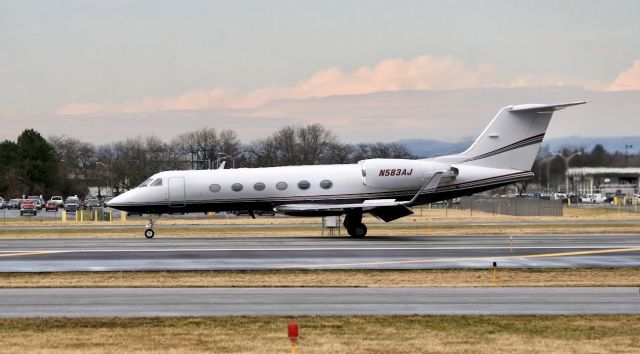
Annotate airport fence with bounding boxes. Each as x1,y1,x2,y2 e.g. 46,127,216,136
458,196,563,216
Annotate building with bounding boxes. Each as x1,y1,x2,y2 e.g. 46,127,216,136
566,167,640,196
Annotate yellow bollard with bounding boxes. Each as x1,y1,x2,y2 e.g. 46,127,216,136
121,211,127,221
80,210,84,222
61,210,66,222
75,210,79,222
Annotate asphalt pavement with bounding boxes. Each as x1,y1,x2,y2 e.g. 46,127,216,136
1,234,639,271
0,287,638,317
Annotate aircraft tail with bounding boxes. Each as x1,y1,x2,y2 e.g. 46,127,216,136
456,101,585,171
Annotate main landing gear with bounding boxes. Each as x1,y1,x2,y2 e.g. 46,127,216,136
144,217,156,238
344,211,367,238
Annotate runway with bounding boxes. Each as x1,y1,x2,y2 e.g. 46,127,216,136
1,287,639,317
1,234,640,271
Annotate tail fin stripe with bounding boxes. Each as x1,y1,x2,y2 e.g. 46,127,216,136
462,133,545,163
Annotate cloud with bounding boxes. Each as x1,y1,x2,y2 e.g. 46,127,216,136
56,54,640,117
608,60,640,91
56,55,494,116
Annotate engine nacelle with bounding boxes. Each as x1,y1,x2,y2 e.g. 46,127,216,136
358,159,454,189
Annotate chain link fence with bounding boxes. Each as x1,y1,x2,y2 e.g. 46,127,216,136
458,196,563,216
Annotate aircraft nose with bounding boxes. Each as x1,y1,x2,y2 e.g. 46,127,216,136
106,194,125,208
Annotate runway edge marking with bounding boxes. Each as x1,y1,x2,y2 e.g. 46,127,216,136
274,247,640,268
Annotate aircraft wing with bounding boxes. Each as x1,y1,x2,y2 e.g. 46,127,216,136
274,171,445,222
274,199,413,222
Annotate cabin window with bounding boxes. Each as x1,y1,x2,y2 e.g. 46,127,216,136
254,182,266,191
137,178,153,188
209,184,221,193
231,183,243,192
320,179,333,189
297,180,310,190
276,181,288,190
150,178,163,187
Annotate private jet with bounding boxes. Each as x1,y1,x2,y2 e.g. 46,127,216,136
107,101,585,238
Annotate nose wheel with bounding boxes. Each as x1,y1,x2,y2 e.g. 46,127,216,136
144,228,155,238
144,217,156,238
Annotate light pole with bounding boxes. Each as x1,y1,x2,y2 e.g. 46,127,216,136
96,161,111,197
216,152,246,169
556,152,582,194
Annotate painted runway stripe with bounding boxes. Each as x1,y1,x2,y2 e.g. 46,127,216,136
0,251,65,258
275,247,640,268
1,245,640,253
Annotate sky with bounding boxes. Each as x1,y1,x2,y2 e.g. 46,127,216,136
1,0,640,143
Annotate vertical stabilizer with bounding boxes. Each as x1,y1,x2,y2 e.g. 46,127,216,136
456,102,585,171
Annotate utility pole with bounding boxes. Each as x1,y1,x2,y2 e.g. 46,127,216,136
625,144,633,167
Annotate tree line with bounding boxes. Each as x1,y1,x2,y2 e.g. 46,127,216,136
1,125,634,198
0,124,414,198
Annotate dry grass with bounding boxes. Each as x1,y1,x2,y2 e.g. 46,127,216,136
2,206,640,227
1,207,640,238
0,315,639,353
2,222,640,238
1,269,639,288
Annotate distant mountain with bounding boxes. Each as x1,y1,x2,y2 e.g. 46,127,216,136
395,138,473,158
395,136,640,158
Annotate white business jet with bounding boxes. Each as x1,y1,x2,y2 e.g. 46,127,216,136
107,101,585,238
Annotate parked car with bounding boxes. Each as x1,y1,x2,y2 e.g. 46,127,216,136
7,199,21,209
102,196,114,207
84,195,101,210
0,197,5,209
28,196,45,210
44,200,59,211
49,196,64,208
20,199,38,216
65,196,81,212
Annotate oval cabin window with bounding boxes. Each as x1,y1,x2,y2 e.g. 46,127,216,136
276,182,288,190
320,180,333,189
209,184,221,193
254,182,266,191
231,183,243,192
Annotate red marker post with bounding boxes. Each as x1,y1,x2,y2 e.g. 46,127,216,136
288,322,299,354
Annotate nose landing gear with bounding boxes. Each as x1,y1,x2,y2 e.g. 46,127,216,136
144,217,156,238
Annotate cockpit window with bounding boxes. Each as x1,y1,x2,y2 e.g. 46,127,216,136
150,178,163,187
137,178,153,188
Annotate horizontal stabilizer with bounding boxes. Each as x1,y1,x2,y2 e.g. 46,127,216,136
507,101,586,113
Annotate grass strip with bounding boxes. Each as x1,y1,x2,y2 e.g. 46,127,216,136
0,315,639,353
1,269,639,288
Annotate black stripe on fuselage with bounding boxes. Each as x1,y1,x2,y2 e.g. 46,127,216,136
111,171,533,214
462,133,545,163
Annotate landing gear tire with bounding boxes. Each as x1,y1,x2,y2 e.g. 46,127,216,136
347,223,367,238
144,228,155,238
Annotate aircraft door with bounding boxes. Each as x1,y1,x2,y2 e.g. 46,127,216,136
168,177,186,207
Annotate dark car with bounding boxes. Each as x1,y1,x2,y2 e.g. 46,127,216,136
0,197,5,209
65,196,81,212
7,199,21,209
20,199,37,216
84,196,101,210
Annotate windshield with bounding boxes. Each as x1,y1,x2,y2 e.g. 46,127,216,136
66,197,79,204
137,178,154,188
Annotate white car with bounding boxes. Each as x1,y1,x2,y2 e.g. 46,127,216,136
591,193,606,204
49,196,64,208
